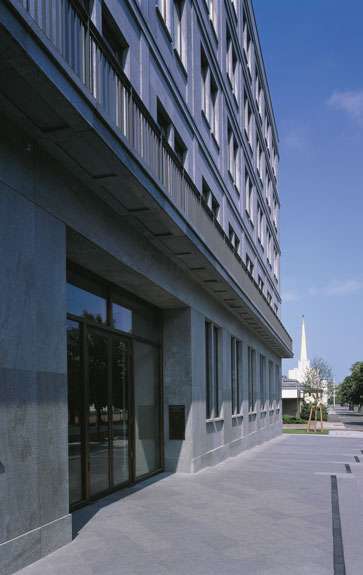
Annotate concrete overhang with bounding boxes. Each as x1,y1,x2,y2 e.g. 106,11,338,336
0,0,293,358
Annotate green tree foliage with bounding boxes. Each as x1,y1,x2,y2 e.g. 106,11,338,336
303,356,334,405
300,400,328,421
337,362,363,408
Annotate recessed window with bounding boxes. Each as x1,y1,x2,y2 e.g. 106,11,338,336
228,121,239,185
273,196,278,230
246,254,254,278
267,228,272,265
273,248,279,281
258,275,264,293
243,11,252,71
156,0,168,21
256,139,263,181
231,337,242,415
248,347,256,412
157,100,171,142
257,203,264,247
255,70,263,118
174,129,187,165
245,170,253,221
206,321,220,419
228,224,240,253
174,0,185,63
269,360,274,407
244,93,252,145
102,4,129,70
202,178,220,221
226,26,238,95
260,355,266,410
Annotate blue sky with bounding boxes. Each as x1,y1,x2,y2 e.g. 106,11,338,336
253,0,363,383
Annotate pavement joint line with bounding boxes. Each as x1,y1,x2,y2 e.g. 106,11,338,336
331,475,346,575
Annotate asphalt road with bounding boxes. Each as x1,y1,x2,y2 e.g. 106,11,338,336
334,405,363,431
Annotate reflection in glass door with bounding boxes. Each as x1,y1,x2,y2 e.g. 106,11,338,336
87,330,130,498
88,332,109,496
67,320,83,506
112,338,129,485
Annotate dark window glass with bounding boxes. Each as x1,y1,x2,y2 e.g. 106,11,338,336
67,282,107,324
67,320,83,505
112,303,132,333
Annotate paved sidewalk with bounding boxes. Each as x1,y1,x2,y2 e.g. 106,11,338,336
16,435,363,575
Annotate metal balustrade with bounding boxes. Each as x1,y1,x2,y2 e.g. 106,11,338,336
18,0,291,348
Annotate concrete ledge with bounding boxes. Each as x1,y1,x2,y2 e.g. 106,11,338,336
0,514,72,575
191,422,282,472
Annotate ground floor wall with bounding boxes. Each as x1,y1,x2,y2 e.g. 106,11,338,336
0,116,283,574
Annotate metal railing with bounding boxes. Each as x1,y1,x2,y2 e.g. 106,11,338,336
18,0,291,350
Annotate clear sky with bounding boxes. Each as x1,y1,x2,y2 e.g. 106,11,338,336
253,0,363,384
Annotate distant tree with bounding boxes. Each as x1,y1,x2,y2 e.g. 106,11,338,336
303,356,335,405
337,362,363,409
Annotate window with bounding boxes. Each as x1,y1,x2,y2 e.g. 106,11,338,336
258,275,264,293
273,197,278,230
205,322,220,419
272,143,278,180
226,26,238,95
228,122,239,184
245,170,253,220
174,129,187,165
202,179,220,221
256,139,263,181
248,347,256,412
102,4,129,70
246,254,254,278
274,304,278,316
265,118,271,151
266,173,271,209
269,360,274,407
210,74,218,138
267,291,272,306
273,247,278,280
201,47,219,137
244,93,252,145
257,203,263,247
255,70,263,118
156,0,167,21
260,355,266,410
243,12,252,71
157,100,171,142
267,228,272,265
275,364,281,405
231,337,242,415
174,1,185,62
228,224,240,253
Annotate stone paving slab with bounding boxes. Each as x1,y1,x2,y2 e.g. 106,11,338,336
14,435,363,575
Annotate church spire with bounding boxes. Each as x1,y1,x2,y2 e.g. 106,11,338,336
300,315,307,362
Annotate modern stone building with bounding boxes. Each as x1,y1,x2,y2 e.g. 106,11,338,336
0,1,292,573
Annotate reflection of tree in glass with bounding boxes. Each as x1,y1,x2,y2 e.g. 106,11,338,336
67,323,80,425
81,310,104,324
88,331,108,440
112,339,128,417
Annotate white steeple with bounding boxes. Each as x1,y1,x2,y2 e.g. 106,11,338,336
300,315,307,362
288,315,310,383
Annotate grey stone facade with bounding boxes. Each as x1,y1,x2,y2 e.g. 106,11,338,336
0,1,292,573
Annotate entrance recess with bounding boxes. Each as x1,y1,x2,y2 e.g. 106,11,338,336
67,267,162,509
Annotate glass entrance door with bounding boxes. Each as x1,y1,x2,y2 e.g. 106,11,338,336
87,329,130,498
